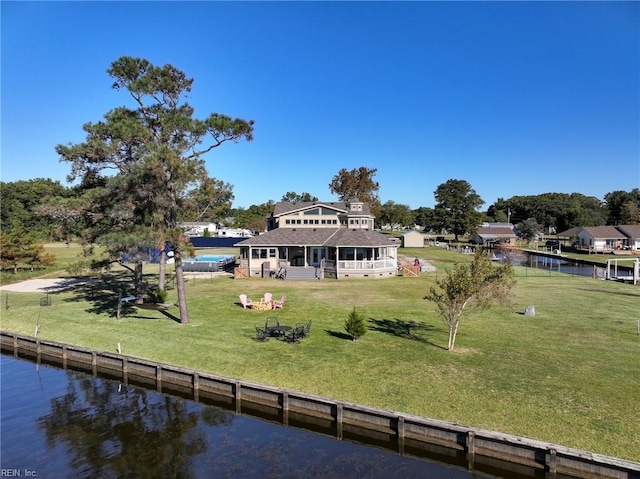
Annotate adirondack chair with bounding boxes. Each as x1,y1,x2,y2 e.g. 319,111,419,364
239,294,252,309
263,292,272,303
273,295,286,309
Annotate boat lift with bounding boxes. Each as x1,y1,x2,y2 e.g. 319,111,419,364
605,258,640,285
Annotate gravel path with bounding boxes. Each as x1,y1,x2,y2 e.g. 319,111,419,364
0,278,95,293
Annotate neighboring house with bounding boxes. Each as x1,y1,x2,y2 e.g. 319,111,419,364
575,226,627,253
609,224,640,252
401,230,425,248
470,225,516,246
235,201,398,279
180,222,218,237
218,228,253,238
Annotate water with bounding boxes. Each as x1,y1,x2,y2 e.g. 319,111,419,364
0,354,492,479
493,252,611,279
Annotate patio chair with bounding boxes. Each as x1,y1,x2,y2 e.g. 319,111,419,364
273,295,286,309
255,326,270,342
263,292,272,303
294,320,311,339
239,294,252,309
265,317,279,336
284,324,305,343
303,320,311,338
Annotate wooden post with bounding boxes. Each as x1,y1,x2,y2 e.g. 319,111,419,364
282,392,289,426
122,357,128,384
156,365,162,392
547,448,557,475
117,291,122,320
62,345,67,369
235,382,242,414
336,403,343,440
397,416,405,455
91,351,97,375
193,373,200,403
467,431,475,471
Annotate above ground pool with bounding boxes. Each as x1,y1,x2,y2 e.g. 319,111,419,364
183,255,236,272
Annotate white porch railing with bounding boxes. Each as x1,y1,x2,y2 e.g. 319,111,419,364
336,259,397,270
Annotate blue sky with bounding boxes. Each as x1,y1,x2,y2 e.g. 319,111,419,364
2,1,639,210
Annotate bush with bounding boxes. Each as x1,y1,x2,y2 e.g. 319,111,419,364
145,288,168,304
344,307,367,341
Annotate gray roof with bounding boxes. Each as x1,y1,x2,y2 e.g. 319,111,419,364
474,227,516,238
616,224,640,239
557,227,583,237
579,226,627,239
235,227,397,248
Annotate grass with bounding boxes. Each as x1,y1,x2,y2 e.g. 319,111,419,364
1,244,639,462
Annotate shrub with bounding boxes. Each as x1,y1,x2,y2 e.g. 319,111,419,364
344,307,367,341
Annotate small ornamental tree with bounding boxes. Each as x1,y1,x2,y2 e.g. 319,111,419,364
425,250,514,351
344,307,367,341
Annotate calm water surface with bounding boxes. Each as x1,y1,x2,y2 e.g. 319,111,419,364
1,354,486,479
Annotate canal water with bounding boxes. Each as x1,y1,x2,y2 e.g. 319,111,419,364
494,252,611,279
1,354,507,479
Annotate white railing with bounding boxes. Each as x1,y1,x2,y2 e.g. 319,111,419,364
336,259,397,270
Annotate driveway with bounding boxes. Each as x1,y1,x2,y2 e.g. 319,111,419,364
0,278,95,293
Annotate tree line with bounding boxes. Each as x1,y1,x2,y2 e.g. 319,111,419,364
3,175,637,243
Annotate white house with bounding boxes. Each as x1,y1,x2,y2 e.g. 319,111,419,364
180,222,218,237
236,200,398,279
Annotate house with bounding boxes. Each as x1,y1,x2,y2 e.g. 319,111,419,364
470,224,516,246
401,230,425,248
235,201,399,279
615,225,640,251
575,226,627,253
180,222,218,237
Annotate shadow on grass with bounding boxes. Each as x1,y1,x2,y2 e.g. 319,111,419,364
61,271,181,322
325,330,353,340
574,287,640,298
367,317,445,349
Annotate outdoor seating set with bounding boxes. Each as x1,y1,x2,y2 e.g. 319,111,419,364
239,293,286,310
255,317,311,343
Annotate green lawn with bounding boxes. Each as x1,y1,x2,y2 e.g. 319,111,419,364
1,245,639,462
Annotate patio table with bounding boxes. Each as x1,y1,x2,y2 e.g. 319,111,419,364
268,325,292,338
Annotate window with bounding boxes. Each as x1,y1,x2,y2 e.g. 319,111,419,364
251,249,271,259
304,208,319,215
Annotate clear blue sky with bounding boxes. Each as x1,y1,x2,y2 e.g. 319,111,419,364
2,1,639,209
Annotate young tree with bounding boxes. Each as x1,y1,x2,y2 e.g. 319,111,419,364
433,179,484,241
344,307,367,341
425,250,513,351
329,166,381,215
57,57,254,323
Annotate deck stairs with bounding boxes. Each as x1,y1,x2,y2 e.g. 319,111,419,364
283,266,320,280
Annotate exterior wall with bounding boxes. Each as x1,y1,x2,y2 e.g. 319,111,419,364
181,222,218,236
402,232,424,248
277,207,342,228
